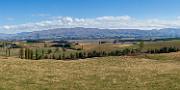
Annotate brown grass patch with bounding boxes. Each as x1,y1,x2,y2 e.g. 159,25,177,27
0,56,179,89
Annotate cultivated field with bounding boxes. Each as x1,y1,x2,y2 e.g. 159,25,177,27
0,52,180,90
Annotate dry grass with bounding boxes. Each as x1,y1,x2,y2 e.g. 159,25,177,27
78,43,132,51
141,51,180,61
142,40,180,50
0,55,179,90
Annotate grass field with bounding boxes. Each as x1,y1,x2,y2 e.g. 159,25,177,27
143,40,180,51
78,43,132,52
0,52,180,90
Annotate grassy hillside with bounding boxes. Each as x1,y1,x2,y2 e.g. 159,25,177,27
0,55,180,90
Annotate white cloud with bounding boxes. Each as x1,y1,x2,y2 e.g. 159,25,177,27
96,16,131,21
177,16,180,20
1,16,180,34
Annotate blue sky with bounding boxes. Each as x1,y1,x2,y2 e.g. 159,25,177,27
1,0,180,34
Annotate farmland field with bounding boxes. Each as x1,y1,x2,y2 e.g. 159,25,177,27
0,52,180,90
142,40,180,51
0,40,180,90
1,0,180,90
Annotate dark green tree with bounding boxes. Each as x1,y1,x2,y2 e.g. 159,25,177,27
138,41,144,53
19,48,24,59
35,49,39,60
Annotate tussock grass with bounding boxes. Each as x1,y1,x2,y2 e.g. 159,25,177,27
0,56,179,90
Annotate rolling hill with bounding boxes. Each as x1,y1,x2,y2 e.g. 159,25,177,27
1,27,180,40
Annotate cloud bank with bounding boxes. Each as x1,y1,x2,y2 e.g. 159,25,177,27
1,16,180,34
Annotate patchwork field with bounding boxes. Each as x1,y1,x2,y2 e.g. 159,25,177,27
0,52,180,90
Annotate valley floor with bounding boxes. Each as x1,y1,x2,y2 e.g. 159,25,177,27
0,53,180,90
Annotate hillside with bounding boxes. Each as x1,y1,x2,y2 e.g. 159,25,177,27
0,54,180,90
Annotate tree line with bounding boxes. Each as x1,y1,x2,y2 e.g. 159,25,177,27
146,46,179,54
16,41,180,60
18,47,140,60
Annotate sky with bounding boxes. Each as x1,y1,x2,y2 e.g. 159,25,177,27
1,0,180,34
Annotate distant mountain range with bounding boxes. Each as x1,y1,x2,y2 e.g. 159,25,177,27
1,27,180,40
